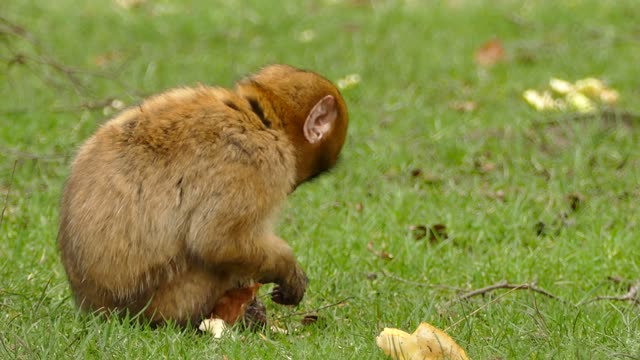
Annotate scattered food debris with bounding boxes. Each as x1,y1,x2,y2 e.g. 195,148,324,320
336,74,361,90
199,318,227,338
523,77,619,113
114,0,145,9
376,322,469,360
296,29,316,43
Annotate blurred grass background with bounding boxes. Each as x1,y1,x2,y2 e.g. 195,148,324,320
2,0,640,358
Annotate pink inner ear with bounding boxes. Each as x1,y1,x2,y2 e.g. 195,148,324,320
304,95,337,144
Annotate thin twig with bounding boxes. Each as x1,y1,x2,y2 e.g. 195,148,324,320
581,281,640,306
0,147,69,161
381,270,462,291
0,160,18,229
444,279,567,308
2,17,142,98
445,286,523,332
274,297,352,320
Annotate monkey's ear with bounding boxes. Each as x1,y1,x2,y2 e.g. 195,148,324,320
303,95,337,144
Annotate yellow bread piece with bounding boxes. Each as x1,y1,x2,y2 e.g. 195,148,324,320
376,322,469,360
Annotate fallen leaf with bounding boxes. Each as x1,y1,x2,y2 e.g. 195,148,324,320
449,101,477,113
355,203,364,212
367,241,394,260
534,221,546,237
410,168,423,177
428,224,448,243
301,315,319,326
93,52,124,67
567,192,585,212
410,225,428,241
376,322,469,360
474,39,505,67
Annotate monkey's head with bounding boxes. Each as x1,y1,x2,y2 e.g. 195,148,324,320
236,64,349,186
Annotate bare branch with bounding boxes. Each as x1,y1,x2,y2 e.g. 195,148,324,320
0,146,69,161
273,297,352,320
581,281,640,306
444,279,568,308
381,270,462,291
0,160,18,229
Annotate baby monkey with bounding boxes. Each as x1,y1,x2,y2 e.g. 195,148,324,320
58,64,348,326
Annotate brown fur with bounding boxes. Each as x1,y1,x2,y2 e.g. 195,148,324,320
58,65,348,326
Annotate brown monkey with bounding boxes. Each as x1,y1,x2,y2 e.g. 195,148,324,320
58,64,348,326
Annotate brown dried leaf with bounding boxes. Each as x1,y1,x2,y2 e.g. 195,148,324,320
534,221,546,236
379,250,393,260
449,101,478,113
355,203,364,212
429,224,448,243
301,315,319,326
93,52,124,67
367,241,394,260
567,192,585,211
410,225,428,240
474,39,505,67
410,168,423,177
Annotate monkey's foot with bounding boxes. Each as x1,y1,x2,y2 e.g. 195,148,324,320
242,298,267,329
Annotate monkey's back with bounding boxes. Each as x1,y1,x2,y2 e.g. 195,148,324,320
58,86,296,311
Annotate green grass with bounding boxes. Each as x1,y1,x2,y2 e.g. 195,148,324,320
2,0,640,358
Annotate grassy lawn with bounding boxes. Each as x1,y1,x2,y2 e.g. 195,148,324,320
2,0,640,358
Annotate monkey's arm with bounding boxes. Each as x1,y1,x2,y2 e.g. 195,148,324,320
254,234,308,305
185,158,306,306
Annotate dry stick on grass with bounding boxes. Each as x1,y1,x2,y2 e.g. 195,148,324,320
1,16,142,99
0,160,18,229
445,286,523,332
444,279,568,308
0,146,69,162
581,281,640,306
381,270,463,291
274,297,352,321
443,280,567,332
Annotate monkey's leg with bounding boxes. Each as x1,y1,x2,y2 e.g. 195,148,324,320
242,298,267,329
144,268,232,326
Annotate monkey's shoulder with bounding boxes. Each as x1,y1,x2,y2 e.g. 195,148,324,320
75,85,295,185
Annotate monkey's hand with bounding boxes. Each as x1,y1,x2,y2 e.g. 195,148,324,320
271,266,307,306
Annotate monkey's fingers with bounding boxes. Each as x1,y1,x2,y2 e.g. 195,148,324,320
271,286,304,306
